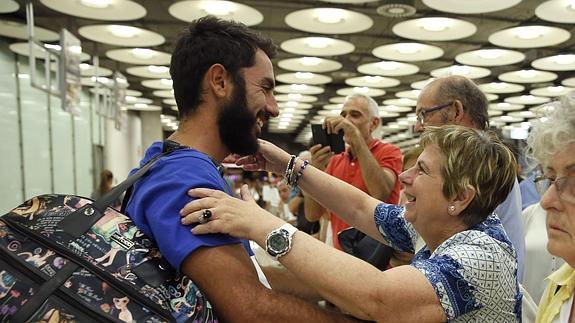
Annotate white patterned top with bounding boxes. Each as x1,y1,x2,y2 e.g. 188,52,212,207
374,203,521,322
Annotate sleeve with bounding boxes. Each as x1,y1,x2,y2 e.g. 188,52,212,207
373,203,417,253
411,233,519,321
135,158,242,270
411,254,482,320
374,144,403,176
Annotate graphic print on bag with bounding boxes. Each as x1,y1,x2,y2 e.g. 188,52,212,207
0,194,218,322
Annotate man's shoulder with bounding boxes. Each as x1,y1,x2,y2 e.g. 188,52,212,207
372,140,402,156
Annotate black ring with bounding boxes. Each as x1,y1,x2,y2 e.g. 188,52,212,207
202,209,212,220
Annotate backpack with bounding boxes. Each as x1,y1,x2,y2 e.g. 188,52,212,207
0,144,217,322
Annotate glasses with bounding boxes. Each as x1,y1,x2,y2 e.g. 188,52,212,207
535,175,575,203
416,101,454,125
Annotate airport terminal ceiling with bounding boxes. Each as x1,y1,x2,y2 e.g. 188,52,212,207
1,0,574,151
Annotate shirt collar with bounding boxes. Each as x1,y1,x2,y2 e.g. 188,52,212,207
547,263,575,288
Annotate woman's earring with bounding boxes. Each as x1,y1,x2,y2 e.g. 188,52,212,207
448,205,456,214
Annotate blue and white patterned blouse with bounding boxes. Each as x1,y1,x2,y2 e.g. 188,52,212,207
374,203,521,322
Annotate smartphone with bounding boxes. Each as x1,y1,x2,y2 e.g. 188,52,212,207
311,124,345,154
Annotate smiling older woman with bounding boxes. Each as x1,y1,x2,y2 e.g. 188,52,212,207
527,93,575,323
180,125,520,322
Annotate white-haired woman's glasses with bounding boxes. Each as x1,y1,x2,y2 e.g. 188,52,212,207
535,175,575,203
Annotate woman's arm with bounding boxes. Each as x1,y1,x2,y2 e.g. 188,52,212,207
182,187,446,322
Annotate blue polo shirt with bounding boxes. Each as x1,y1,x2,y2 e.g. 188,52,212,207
125,141,250,270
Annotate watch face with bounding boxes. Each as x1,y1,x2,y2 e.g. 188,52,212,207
268,233,288,253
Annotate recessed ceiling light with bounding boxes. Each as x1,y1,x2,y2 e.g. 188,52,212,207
363,76,383,83
517,70,538,78
291,84,308,91
377,61,400,70
418,18,451,32
80,63,90,70
80,0,111,9
201,1,234,16
395,43,422,54
553,54,575,65
476,49,503,60
148,65,169,73
300,57,322,66
109,25,139,38
314,8,347,24
514,26,545,40
132,48,154,59
353,87,369,94
288,93,302,100
295,72,314,79
305,37,332,49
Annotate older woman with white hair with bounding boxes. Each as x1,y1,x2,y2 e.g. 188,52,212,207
527,93,575,323
180,125,521,322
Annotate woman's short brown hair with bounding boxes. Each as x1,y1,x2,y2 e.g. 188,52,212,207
420,126,517,227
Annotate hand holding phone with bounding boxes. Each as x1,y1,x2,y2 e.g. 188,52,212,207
311,124,345,154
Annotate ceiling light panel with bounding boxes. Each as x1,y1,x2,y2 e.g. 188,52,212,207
126,65,171,78
276,72,332,85
422,0,522,14
372,42,444,62
345,76,401,88
455,48,525,67
489,25,570,48
337,87,386,97
393,17,477,41
106,48,171,65
357,61,419,76
532,54,575,71
281,37,355,56
275,84,325,95
504,95,552,105
498,69,558,83
39,0,146,21
278,57,342,73
78,25,165,47
285,8,373,34
169,1,263,26
478,82,525,94
0,20,58,41
535,0,575,23
430,65,491,79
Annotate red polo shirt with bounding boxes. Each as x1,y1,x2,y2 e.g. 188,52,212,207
325,139,403,250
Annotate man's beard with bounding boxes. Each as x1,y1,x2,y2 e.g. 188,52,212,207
217,77,260,156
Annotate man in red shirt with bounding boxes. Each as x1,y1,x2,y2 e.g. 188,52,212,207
305,94,403,249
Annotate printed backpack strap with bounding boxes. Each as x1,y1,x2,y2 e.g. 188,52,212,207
58,140,185,238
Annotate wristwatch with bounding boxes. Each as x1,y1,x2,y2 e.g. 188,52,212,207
265,223,298,260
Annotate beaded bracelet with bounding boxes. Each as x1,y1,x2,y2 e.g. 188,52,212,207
292,159,310,187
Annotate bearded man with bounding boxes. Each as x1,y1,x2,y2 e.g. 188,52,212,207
125,16,355,322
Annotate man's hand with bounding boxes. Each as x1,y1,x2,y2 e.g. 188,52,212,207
324,116,362,147
309,144,332,171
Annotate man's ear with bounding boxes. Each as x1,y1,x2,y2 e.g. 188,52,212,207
370,116,380,132
450,185,476,216
452,99,465,123
205,64,230,98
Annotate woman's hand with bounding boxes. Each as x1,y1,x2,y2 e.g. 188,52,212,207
180,184,284,239
235,139,292,175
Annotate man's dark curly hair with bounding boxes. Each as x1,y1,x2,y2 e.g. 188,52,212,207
170,16,277,119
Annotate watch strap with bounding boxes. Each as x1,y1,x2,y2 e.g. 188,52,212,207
265,223,297,260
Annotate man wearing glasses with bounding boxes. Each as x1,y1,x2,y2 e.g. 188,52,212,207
414,75,526,281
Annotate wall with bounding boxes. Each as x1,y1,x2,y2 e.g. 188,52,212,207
0,38,156,213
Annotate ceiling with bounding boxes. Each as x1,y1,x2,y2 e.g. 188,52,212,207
1,0,575,152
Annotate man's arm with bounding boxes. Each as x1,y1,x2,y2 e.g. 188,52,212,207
181,243,357,322
352,138,397,201
262,266,323,303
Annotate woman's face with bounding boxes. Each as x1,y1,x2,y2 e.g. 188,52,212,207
540,143,575,265
399,144,450,230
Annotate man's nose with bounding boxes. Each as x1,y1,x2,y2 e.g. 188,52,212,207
414,121,425,133
266,94,279,118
